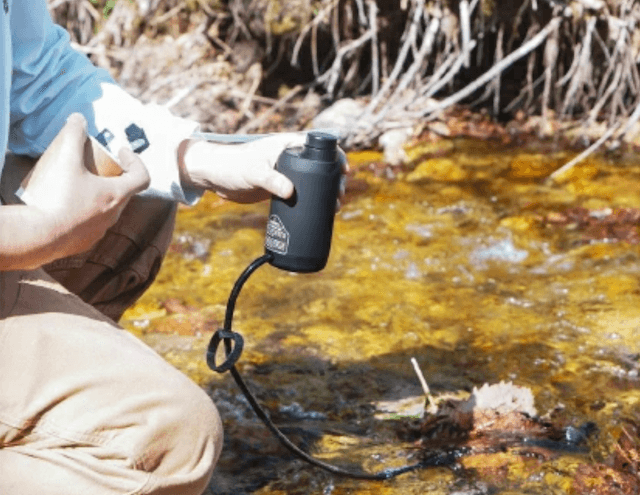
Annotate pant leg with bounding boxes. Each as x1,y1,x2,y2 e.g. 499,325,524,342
0,268,223,495
0,155,222,494
1,153,178,322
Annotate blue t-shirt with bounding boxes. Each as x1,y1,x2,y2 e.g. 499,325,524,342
1,0,200,204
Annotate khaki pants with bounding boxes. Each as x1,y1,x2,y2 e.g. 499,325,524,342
0,155,223,495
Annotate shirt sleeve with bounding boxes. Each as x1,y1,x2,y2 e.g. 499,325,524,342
8,0,202,204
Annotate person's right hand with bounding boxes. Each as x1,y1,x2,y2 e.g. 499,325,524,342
22,113,150,258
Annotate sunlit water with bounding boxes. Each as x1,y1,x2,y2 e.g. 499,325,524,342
122,138,640,494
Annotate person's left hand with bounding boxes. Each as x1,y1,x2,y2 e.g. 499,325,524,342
178,133,348,204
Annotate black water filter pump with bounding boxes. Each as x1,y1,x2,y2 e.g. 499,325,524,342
205,131,449,480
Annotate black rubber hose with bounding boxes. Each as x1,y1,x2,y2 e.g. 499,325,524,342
209,254,446,480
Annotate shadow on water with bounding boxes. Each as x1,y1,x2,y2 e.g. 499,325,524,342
205,334,565,495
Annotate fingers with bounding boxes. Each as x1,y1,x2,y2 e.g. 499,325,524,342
114,147,151,197
338,147,350,174
252,167,294,199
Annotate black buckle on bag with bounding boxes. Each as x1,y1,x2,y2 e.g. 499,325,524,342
206,329,244,373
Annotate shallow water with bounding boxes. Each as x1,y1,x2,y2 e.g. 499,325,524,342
122,138,640,494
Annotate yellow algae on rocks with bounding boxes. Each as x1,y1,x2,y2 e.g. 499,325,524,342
438,185,465,201
569,242,626,260
551,163,599,183
347,150,385,167
407,158,468,182
456,153,497,167
405,139,455,162
508,153,558,179
566,173,640,206
596,274,638,299
499,215,537,232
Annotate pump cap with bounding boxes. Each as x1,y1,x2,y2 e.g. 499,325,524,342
306,131,338,150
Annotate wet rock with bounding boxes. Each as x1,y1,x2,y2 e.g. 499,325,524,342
279,402,327,421
405,139,455,162
471,381,537,417
379,127,412,166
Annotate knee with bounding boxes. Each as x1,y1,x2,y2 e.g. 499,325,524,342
134,380,224,493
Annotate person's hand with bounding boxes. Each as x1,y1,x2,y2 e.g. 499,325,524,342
21,113,150,258
179,133,348,204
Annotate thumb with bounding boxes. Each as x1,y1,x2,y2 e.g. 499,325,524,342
52,113,89,171
114,147,151,197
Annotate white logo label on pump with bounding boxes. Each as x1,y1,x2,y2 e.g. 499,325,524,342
265,215,289,255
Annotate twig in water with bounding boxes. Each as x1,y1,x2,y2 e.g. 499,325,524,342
411,357,437,414
411,357,431,396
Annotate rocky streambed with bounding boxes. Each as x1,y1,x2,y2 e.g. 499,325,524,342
122,137,640,494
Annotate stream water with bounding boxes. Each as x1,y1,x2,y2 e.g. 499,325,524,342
121,137,640,494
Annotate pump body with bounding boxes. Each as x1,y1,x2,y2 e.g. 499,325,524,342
265,132,344,273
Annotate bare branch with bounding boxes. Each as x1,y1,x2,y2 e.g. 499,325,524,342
416,17,562,120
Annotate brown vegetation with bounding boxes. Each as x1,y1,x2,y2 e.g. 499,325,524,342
48,0,640,150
